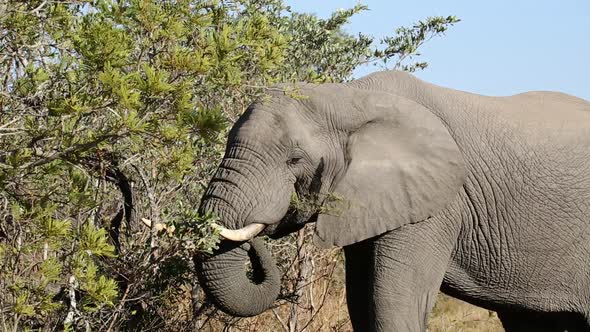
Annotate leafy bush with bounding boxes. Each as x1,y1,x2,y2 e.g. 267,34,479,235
0,0,458,330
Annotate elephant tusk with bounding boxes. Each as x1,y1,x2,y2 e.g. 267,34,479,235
214,223,266,242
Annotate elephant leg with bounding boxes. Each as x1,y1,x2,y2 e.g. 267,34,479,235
344,240,374,331
497,310,590,332
368,218,459,332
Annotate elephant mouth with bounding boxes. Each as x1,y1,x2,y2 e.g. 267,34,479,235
216,195,320,242
265,210,318,239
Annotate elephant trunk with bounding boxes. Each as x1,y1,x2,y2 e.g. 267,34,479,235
196,238,280,317
196,158,282,316
196,199,280,316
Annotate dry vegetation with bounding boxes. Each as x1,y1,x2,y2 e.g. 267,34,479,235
429,295,503,332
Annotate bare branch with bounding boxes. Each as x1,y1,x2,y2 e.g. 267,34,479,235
272,308,289,332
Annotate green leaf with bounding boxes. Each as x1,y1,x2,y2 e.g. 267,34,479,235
40,258,62,284
79,224,116,258
14,292,35,317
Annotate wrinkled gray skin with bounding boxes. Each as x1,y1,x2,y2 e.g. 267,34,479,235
196,71,590,332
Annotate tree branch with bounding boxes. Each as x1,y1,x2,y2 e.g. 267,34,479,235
104,166,134,253
21,134,120,169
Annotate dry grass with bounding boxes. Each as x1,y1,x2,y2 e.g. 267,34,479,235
428,294,504,332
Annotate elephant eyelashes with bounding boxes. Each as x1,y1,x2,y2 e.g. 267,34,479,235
287,150,305,165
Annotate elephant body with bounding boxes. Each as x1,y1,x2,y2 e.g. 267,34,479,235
352,71,590,313
197,71,590,331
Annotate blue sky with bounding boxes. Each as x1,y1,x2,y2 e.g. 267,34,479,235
286,1,590,100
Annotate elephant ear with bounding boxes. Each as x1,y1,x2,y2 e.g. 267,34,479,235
314,91,466,248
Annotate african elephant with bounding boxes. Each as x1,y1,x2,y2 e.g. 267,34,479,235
195,70,590,332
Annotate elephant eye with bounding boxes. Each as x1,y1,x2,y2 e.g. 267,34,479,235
288,157,302,165
288,148,306,166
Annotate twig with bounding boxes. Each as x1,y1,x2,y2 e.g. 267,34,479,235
64,275,79,328
11,314,20,332
0,118,19,129
297,251,340,332
272,308,289,332
105,284,130,332
308,255,316,313
30,0,48,14
132,164,160,260
20,134,120,169
242,84,289,92
0,131,24,137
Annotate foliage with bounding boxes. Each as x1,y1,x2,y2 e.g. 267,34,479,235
377,15,461,72
0,0,458,330
289,191,346,216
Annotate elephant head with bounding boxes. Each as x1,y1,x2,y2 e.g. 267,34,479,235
196,81,466,317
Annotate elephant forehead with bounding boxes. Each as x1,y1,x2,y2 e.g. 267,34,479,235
237,105,320,145
237,107,284,132
229,108,285,144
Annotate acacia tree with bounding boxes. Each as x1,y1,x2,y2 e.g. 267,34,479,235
0,1,458,330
